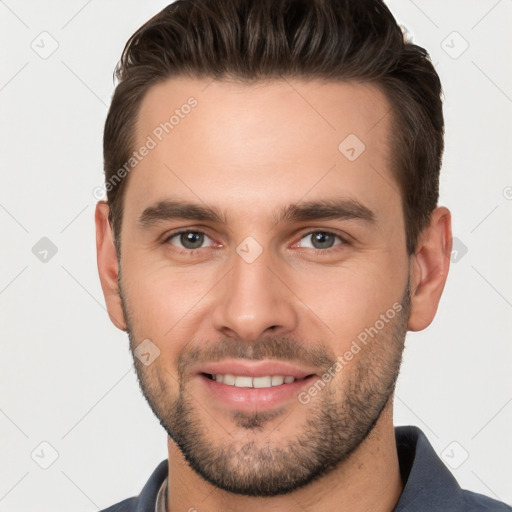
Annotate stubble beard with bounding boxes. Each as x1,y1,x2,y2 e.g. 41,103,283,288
121,282,410,496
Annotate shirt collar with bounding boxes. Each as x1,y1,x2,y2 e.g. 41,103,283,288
392,425,464,511
155,475,167,512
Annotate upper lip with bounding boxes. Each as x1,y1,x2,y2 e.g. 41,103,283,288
197,359,317,379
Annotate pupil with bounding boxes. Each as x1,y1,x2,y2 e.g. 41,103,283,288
312,232,334,249
181,232,204,249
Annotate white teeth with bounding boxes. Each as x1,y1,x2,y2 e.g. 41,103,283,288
223,374,236,385
271,376,284,386
211,374,296,388
253,376,272,388
234,376,253,388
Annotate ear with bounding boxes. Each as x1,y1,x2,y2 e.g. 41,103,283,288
95,201,127,331
408,206,452,331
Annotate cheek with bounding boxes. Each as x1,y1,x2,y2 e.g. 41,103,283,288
122,262,215,342
289,256,407,350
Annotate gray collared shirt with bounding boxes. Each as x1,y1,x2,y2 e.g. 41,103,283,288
154,476,167,512
100,426,512,512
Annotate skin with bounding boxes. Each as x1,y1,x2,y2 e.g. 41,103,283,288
95,77,452,512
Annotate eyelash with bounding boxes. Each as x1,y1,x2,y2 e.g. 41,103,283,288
162,229,349,255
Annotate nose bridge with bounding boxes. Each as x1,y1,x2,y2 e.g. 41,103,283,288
211,241,298,341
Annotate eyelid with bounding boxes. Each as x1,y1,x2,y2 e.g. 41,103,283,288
163,228,217,250
292,229,351,249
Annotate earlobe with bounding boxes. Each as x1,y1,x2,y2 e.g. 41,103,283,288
408,207,452,332
95,201,127,331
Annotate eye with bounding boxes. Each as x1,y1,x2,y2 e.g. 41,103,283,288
165,230,214,250
297,231,344,250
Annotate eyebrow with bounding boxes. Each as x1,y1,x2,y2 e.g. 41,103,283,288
137,198,375,228
138,200,226,227
276,199,375,225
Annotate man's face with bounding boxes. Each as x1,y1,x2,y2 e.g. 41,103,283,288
117,77,411,495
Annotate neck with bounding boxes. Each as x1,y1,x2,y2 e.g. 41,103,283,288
165,399,402,512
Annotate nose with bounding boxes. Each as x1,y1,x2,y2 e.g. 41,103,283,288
211,245,299,343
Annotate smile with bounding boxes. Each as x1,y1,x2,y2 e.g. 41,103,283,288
204,374,301,388
195,360,318,412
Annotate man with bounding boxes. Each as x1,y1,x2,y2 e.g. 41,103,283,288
95,0,511,511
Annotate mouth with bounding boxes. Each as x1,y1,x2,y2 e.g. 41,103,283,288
201,373,310,388
195,360,318,412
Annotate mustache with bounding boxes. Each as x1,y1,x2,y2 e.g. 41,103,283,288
176,336,336,377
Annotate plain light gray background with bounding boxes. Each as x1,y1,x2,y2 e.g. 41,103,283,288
1,1,511,510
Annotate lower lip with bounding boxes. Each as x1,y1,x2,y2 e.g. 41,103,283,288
198,374,315,412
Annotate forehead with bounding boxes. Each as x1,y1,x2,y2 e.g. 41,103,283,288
126,76,398,223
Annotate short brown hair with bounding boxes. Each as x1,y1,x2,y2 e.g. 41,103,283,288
103,0,444,255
